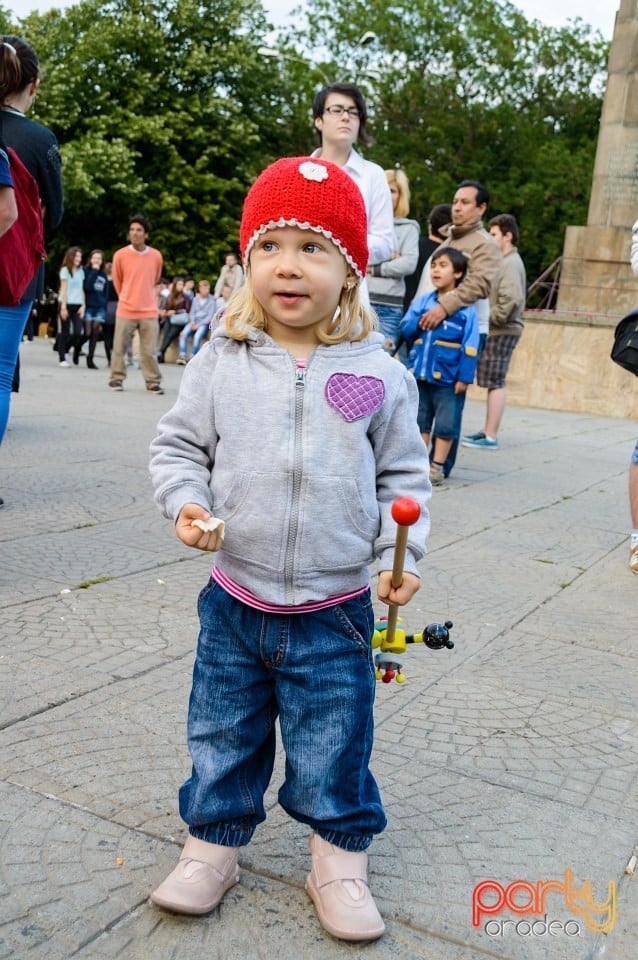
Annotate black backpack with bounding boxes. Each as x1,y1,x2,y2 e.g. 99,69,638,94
611,309,638,377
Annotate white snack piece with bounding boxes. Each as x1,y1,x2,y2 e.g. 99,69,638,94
191,516,225,539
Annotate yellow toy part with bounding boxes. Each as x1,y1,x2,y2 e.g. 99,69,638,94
373,617,407,655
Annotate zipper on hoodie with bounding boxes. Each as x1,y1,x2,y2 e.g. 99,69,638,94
283,361,306,602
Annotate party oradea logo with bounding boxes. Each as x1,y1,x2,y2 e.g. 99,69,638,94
472,869,617,938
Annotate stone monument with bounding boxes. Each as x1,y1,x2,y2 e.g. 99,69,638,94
557,0,638,317
498,0,638,418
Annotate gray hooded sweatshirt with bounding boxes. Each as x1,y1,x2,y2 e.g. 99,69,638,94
149,326,431,606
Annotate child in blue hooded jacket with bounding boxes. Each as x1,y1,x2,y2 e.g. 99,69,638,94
399,247,479,484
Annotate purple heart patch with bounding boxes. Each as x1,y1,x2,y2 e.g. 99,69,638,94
325,372,385,422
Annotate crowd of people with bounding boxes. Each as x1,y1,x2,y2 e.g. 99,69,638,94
39,242,240,379
1,30,636,951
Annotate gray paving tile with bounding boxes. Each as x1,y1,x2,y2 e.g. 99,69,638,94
0,339,635,960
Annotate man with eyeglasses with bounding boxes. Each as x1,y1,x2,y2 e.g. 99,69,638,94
311,83,393,295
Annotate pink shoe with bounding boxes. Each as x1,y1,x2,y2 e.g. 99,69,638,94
305,834,385,941
150,835,240,915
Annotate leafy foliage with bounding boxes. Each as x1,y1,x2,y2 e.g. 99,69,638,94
284,0,608,282
14,0,298,278
6,0,608,286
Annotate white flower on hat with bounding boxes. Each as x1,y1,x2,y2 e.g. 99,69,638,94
299,161,329,182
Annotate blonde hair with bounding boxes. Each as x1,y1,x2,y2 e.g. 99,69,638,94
223,267,377,344
385,168,410,218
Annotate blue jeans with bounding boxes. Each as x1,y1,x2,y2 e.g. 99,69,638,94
0,301,31,446
373,303,403,352
417,380,462,439
180,581,385,852
179,323,208,356
441,335,486,476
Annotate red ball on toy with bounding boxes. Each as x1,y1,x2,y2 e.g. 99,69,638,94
391,497,421,526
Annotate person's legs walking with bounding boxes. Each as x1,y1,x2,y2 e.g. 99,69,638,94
56,315,71,364
630,442,638,574
85,309,104,369
138,319,162,390
0,302,31,446
109,317,134,387
462,335,519,449
484,386,507,438
69,304,84,365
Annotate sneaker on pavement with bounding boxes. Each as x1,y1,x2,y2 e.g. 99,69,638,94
462,430,486,443
59,360,70,367
176,356,187,365
462,435,499,449
147,383,164,394
630,543,638,574
430,462,445,486
108,380,124,391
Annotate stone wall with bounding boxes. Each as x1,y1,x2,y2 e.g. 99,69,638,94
469,310,638,418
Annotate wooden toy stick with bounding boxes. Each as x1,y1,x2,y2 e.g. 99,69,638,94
384,498,421,647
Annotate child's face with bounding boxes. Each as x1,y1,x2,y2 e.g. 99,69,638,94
430,254,462,294
249,226,348,348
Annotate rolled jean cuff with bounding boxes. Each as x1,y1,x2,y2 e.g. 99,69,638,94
188,821,255,848
314,829,374,852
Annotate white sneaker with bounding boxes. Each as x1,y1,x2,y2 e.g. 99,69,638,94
59,360,70,367
429,462,445,486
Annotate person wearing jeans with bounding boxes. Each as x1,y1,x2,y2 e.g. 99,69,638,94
177,279,217,362
0,35,63,507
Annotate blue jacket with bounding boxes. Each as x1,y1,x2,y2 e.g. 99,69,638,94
400,290,479,385
84,267,109,311
150,327,431,606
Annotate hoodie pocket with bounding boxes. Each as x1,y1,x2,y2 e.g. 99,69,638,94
297,476,379,572
214,471,287,569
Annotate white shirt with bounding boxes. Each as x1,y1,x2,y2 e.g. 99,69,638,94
312,147,394,266
312,147,393,308
631,219,638,276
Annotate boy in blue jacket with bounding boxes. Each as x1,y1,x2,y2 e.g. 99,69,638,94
399,248,479,485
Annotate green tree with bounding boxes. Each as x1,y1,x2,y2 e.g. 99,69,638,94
282,0,608,283
18,0,318,277
8,0,608,287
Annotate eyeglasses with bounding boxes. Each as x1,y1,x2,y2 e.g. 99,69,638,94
323,105,361,119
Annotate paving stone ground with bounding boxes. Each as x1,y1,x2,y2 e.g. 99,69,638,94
1,338,636,960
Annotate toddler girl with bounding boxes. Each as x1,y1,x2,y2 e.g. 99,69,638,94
149,156,431,941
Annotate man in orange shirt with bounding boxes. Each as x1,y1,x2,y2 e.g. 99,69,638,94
108,215,164,394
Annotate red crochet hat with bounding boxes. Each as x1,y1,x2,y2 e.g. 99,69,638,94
239,157,368,279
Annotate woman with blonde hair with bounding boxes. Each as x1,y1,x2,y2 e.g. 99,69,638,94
367,168,419,356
